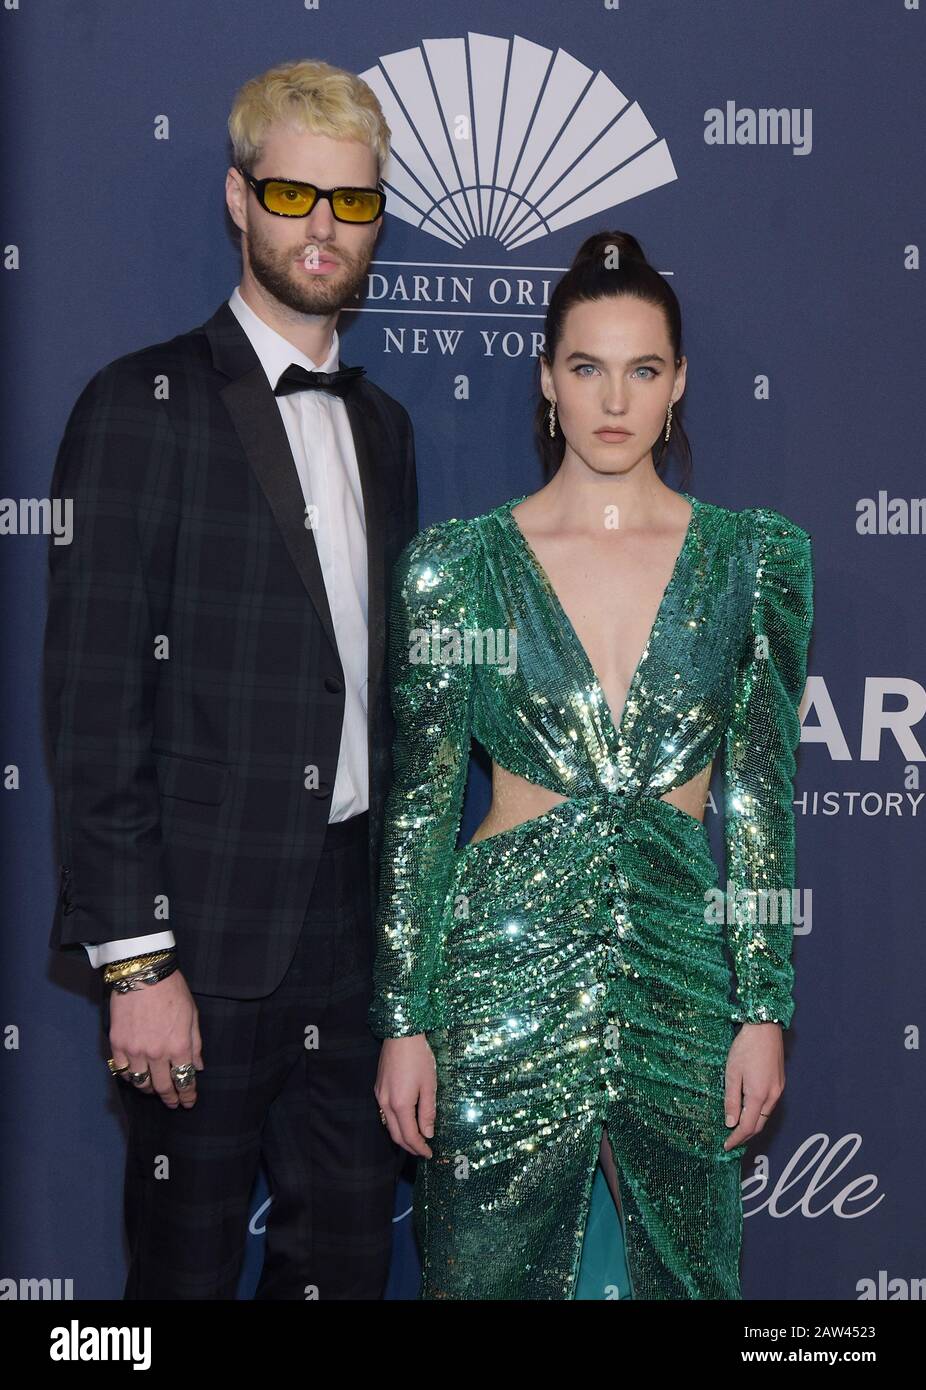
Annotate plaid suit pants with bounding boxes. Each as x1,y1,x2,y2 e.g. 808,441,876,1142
105,810,400,1299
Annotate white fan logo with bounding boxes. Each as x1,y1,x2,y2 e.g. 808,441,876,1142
360,31,677,249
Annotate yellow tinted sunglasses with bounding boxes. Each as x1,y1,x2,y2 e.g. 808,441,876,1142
238,167,386,223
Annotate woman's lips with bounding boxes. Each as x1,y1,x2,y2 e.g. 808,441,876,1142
595,429,632,440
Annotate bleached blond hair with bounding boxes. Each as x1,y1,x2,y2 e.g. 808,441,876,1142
227,58,391,177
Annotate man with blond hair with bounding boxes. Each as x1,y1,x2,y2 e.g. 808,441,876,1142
44,59,415,1299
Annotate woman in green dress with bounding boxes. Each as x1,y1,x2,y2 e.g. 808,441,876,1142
369,231,814,1299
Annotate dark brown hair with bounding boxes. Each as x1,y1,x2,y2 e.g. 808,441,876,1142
534,230,692,488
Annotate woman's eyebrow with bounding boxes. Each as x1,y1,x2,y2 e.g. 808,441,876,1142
563,351,668,367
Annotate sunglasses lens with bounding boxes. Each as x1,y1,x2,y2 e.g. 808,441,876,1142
263,180,316,216
332,189,383,223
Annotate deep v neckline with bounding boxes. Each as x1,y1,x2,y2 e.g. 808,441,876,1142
501,491,699,743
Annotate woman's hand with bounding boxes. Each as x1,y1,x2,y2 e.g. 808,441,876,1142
374,1034,438,1158
722,1022,785,1151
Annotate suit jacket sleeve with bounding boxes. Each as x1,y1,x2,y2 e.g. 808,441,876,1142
400,402,419,536
43,363,179,950
368,519,476,1038
722,507,814,1029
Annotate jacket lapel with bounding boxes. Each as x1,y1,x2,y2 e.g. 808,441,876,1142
204,299,386,715
343,388,386,715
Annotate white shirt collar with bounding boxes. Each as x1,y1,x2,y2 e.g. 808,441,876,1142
228,285,340,390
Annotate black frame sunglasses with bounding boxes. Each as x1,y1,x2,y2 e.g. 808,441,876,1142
237,166,386,223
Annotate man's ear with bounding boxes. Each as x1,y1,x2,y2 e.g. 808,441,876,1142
225,168,247,236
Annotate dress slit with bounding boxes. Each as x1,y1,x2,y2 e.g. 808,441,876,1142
572,1119,636,1300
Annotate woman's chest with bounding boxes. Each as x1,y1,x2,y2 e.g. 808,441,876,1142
469,505,753,778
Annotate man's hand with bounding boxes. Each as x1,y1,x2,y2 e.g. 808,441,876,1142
722,1021,785,1151
374,1035,437,1158
108,969,204,1109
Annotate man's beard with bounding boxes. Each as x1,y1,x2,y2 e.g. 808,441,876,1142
246,226,371,315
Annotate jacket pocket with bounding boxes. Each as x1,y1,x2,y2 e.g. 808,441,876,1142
153,750,230,805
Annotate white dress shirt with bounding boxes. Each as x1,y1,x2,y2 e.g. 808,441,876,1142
83,285,369,966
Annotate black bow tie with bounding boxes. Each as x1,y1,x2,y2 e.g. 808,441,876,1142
273,363,366,397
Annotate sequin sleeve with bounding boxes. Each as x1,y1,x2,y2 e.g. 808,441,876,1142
369,520,477,1039
722,508,814,1029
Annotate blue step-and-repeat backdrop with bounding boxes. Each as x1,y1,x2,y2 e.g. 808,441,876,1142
2,0,924,1302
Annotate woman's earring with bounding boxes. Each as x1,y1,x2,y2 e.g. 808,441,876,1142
664,401,673,442
548,400,557,437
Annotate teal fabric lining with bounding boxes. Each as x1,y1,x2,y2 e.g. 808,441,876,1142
574,1162,632,1300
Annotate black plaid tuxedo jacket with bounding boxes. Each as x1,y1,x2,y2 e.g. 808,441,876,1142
43,299,419,997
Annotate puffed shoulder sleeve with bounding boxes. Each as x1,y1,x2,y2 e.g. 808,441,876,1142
368,519,478,1039
722,507,814,1029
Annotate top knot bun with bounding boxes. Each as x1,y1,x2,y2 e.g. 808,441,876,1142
572,230,649,270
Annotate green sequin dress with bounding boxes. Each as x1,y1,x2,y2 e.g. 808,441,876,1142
369,492,814,1300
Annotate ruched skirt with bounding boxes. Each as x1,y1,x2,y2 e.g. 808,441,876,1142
412,790,747,1300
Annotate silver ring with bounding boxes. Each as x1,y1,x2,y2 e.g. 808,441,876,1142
171,1062,196,1091
128,1070,150,1086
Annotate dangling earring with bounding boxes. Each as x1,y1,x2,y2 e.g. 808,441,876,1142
664,401,673,442
548,400,557,437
